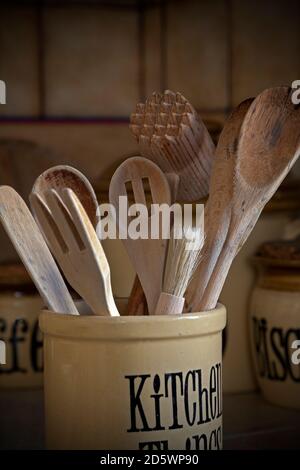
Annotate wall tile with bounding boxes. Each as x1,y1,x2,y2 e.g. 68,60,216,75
44,7,139,117
144,5,162,97
0,7,39,116
0,122,137,181
0,121,137,265
232,0,300,105
166,0,228,111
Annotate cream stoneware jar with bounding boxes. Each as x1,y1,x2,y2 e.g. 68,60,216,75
40,304,226,450
0,263,43,389
250,258,300,410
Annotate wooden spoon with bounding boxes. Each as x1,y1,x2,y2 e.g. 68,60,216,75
31,165,98,227
0,186,78,315
125,171,179,316
109,156,171,314
30,189,119,316
185,98,254,311
200,86,300,310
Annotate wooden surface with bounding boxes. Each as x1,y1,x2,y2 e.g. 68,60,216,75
130,90,215,202
197,87,300,311
0,186,78,315
31,164,99,227
109,156,171,315
31,189,119,316
0,390,299,450
186,98,253,312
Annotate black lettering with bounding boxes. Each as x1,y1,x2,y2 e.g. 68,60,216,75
252,317,267,376
196,369,210,424
8,318,28,374
31,320,43,372
270,328,286,381
184,370,196,426
150,374,165,430
139,440,168,450
165,372,184,430
126,374,152,432
209,366,217,420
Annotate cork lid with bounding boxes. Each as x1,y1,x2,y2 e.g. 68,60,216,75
254,239,300,291
256,237,300,263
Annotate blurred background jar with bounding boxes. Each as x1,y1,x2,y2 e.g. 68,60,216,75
0,263,43,389
250,236,300,410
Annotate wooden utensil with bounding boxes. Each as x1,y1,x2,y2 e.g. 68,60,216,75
32,165,98,227
130,90,215,201
30,189,119,317
155,226,204,315
200,86,300,310
125,275,147,315
185,98,254,311
0,186,78,315
125,171,179,316
109,156,171,315
129,91,214,315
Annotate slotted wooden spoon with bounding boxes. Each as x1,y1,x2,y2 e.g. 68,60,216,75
200,86,300,310
0,186,78,315
30,189,119,316
109,156,171,314
185,98,254,311
32,165,98,227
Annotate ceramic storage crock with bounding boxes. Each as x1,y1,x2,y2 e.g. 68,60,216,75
250,256,300,410
40,304,226,450
0,263,43,388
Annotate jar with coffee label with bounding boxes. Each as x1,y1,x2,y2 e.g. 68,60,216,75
250,240,300,410
0,263,43,389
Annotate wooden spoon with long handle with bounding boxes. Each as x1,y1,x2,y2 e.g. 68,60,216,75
200,86,300,311
109,156,171,315
31,165,98,227
125,171,179,316
0,186,78,315
30,189,119,316
185,98,254,311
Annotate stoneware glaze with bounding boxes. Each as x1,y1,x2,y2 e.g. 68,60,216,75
40,304,226,450
250,259,300,410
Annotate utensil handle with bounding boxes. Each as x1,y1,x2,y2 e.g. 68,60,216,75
155,292,185,315
126,276,148,315
185,203,229,312
198,203,265,310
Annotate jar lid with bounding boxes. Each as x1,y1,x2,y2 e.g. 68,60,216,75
256,238,300,265
253,255,300,291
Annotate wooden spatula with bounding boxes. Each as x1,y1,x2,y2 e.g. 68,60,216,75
0,186,78,315
30,189,119,317
200,86,300,310
32,165,98,227
185,98,254,311
125,171,179,316
109,156,171,314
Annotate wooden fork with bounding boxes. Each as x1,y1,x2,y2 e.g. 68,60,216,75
30,188,119,317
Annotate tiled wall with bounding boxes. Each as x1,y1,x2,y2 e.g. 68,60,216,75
0,0,300,177
2,0,300,117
